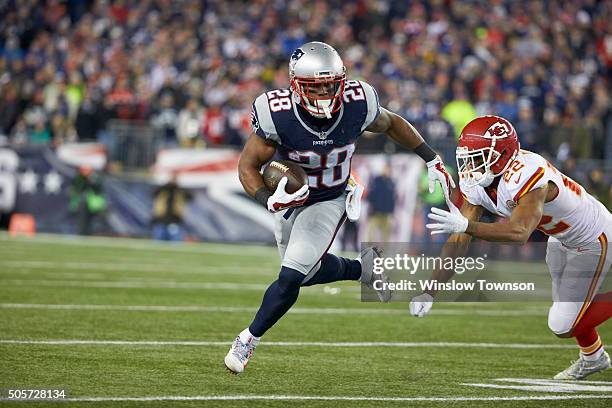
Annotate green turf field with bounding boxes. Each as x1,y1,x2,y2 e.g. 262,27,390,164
0,232,610,407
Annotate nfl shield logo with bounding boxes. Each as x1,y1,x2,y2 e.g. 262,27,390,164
506,199,517,209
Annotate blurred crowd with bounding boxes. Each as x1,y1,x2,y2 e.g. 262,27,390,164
0,1,610,186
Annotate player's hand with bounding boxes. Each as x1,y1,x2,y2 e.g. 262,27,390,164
426,156,455,201
426,205,468,235
409,293,434,317
267,177,309,212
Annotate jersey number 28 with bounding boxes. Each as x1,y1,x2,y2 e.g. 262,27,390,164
267,89,292,112
288,144,355,188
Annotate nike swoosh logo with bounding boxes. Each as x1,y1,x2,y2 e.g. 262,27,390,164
514,174,522,184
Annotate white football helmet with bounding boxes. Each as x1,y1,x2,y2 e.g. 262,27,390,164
289,41,346,119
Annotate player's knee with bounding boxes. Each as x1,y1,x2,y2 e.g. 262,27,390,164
277,266,304,295
552,329,574,339
547,304,575,337
283,241,320,274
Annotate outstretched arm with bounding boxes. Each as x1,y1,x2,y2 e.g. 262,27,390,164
427,185,548,244
465,186,547,243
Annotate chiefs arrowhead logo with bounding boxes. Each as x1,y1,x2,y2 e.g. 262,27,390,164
484,121,512,138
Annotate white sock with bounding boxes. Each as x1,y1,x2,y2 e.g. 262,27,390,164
238,328,260,346
582,346,604,361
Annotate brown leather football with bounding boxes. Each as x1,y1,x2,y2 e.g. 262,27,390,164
263,160,309,194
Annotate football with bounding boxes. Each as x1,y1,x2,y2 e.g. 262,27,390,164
263,160,309,194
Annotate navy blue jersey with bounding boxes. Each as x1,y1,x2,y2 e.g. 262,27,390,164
251,80,380,204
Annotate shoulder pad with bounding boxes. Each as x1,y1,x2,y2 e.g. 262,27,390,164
345,80,380,132
252,92,282,144
502,151,548,202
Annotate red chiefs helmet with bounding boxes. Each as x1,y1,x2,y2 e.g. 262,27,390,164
456,115,520,187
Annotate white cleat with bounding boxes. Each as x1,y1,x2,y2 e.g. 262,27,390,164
553,351,611,380
358,246,392,302
224,336,256,375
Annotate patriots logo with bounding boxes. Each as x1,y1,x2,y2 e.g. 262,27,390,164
290,48,305,62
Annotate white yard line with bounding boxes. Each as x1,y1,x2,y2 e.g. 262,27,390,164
0,279,271,291
0,339,577,349
462,378,612,393
0,232,276,257
1,394,609,402
0,279,365,295
464,383,612,392
0,303,547,316
494,378,612,385
0,260,274,276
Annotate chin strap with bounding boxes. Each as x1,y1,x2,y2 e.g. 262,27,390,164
320,102,332,119
294,88,335,119
477,171,495,187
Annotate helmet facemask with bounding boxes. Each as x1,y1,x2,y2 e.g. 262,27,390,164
456,147,500,187
457,145,516,188
290,74,345,119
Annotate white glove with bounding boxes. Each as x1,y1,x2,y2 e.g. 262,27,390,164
267,177,309,212
426,156,456,201
345,175,364,222
409,293,434,317
425,204,468,235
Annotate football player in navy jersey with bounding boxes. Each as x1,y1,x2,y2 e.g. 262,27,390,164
224,41,454,374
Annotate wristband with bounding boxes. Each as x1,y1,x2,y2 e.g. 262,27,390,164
414,142,437,162
255,187,272,208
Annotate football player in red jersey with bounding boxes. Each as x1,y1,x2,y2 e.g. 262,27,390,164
410,115,612,380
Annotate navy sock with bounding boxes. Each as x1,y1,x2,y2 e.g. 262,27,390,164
249,266,305,337
301,253,361,287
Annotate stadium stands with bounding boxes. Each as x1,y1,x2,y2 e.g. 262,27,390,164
0,0,610,193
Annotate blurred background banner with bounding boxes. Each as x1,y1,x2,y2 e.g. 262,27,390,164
0,145,75,234
151,147,241,189
56,142,107,170
0,145,423,243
